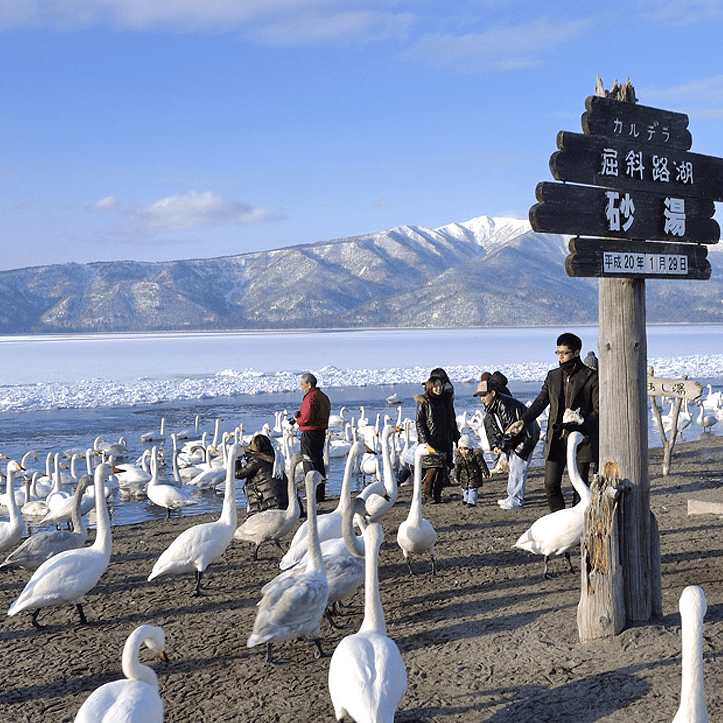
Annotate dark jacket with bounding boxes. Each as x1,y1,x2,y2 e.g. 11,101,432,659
484,392,540,461
453,448,489,489
415,384,460,467
235,440,288,515
521,358,599,463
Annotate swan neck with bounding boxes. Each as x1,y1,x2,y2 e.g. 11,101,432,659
380,426,396,499
304,475,324,575
220,446,239,527
678,606,708,717
360,526,385,634
92,465,112,555
122,627,160,687
6,467,21,521
284,468,300,519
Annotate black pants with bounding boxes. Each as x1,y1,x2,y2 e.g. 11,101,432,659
543,438,591,512
300,428,327,502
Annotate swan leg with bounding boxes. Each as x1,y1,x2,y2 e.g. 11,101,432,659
76,603,88,625
430,554,437,577
265,642,290,665
193,570,205,596
542,555,554,581
324,605,352,631
31,609,44,629
252,544,260,562
312,637,330,659
405,559,416,576
565,551,575,574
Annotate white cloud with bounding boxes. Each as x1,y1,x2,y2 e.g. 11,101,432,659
125,190,280,232
254,9,413,45
404,17,591,73
85,195,120,212
0,0,412,42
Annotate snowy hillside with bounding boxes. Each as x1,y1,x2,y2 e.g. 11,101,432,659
0,216,721,333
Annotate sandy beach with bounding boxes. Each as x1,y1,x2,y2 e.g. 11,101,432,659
2,436,722,722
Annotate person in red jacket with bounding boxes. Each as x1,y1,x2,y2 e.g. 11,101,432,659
289,373,331,502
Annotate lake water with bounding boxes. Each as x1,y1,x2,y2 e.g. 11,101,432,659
1,325,722,528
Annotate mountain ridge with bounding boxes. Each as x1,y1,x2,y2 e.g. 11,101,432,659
1,216,721,333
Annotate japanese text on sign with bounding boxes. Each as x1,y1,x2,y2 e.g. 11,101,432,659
602,251,688,275
600,147,693,184
612,118,671,145
604,193,686,237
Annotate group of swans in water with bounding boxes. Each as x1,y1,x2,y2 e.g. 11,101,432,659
0,399,716,721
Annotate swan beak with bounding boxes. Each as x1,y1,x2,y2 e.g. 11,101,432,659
159,651,170,663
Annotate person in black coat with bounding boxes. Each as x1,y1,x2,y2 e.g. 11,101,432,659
475,375,539,509
235,433,288,516
415,370,460,503
507,332,599,512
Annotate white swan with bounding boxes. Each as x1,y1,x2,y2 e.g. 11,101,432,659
140,416,166,444
43,452,72,513
73,624,167,723
289,487,368,630
114,449,153,488
94,435,128,459
148,443,243,596
280,441,364,570
672,585,709,723
0,461,25,555
7,462,114,627
20,472,49,520
233,454,303,560
174,413,200,440
329,522,407,723
357,423,398,522
396,444,437,575
701,384,722,412
694,400,718,434
146,447,197,519
514,431,590,580
2,474,91,571
247,470,329,663
41,463,94,528
328,406,347,430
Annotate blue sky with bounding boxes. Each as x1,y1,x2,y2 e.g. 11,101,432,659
3,0,723,271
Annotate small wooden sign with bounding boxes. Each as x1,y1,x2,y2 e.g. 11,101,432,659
582,95,692,151
565,237,711,279
551,131,723,202
647,376,702,400
531,181,719,243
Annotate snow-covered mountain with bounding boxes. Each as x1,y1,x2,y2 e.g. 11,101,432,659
1,216,721,333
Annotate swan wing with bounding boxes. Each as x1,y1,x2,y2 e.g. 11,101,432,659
329,632,407,723
74,680,163,723
248,571,329,646
8,548,107,614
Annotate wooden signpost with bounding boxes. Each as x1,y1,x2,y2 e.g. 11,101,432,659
530,79,720,640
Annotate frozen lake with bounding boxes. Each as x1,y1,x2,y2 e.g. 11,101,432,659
1,325,722,527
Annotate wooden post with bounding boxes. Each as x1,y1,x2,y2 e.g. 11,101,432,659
598,276,660,622
578,462,627,641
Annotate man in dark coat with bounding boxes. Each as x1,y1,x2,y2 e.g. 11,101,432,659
507,332,599,512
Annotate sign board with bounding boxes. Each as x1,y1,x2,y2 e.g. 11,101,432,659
531,181,719,243
647,376,702,400
550,131,723,202
565,237,710,279
582,95,692,151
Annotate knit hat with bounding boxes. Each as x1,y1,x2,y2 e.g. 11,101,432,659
458,435,472,449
